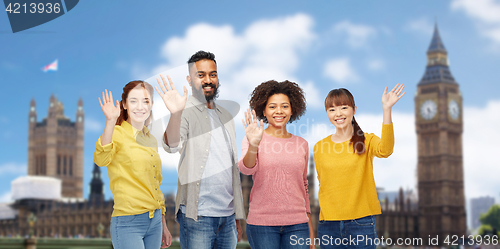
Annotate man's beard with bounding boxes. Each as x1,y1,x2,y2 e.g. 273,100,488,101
193,82,219,102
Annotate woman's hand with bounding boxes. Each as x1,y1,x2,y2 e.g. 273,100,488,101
382,83,406,110
161,215,172,248
98,89,120,122
155,74,188,115
242,109,264,147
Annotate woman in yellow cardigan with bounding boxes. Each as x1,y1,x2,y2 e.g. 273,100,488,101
94,81,171,249
313,84,405,249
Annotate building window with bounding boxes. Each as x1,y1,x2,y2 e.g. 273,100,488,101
63,156,67,175
425,137,430,155
35,156,39,175
43,155,46,175
69,156,73,176
57,155,61,175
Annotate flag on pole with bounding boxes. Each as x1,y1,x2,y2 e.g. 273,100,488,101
42,59,58,72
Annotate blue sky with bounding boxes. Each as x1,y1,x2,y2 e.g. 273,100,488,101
1,0,500,222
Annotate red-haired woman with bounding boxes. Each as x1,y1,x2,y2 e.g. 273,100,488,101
313,84,405,249
94,81,172,249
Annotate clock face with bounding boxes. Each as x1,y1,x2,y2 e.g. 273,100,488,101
420,100,437,120
448,100,460,120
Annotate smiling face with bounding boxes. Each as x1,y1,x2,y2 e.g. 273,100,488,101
123,86,152,128
263,94,293,129
327,104,356,131
187,59,219,102
324,88,358,133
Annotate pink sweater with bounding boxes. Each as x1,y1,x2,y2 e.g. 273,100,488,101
238,132,311,226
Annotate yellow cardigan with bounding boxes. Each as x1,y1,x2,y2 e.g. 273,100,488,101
313,123,394,221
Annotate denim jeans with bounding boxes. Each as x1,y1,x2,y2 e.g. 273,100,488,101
318,215,377,249
110,209,162,249
246,222,310,249
177,211,237,249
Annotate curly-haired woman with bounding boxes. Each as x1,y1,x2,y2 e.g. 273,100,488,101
238,80,314,249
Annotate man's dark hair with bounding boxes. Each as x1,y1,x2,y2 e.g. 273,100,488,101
187,51,217,65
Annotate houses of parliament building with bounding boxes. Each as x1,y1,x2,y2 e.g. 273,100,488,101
0,24,466,245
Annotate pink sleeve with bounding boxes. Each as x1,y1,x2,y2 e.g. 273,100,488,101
303,140,311,213
238,137,259,175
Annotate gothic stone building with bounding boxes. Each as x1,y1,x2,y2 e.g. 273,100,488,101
376,24,467,246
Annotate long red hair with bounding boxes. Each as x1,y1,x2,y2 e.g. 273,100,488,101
116,80,154,127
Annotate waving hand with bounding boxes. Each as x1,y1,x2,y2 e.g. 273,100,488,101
155,74,188,114
382,83,406,110
242,109,264,147
98,89,120,122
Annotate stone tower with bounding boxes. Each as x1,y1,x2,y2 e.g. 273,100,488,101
415,24,466,244
27,95,84,198
89,163,105,205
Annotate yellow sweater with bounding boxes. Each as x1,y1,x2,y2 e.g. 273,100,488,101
313,123,394,221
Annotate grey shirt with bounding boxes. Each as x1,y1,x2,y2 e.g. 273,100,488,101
162,96,245,221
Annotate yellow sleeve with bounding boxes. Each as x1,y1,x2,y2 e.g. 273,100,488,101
93,127,120,167
369,123,394,158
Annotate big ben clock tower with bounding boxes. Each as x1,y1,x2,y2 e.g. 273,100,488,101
415,24,466,244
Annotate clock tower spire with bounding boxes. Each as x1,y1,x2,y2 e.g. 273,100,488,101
415,23,466,245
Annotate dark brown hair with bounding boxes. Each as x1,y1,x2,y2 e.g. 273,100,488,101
324,88,365,154
249,80,306,123
116,80,154,126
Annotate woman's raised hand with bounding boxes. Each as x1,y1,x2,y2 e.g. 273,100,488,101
382,83,406,110
98,89,120,122
242,109,264,147
155,74,188,114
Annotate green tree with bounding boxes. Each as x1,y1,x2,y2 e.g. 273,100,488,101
479,204,500,233
477,224,492,236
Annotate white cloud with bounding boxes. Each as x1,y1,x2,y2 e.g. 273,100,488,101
138,13,319,119
323,57,360,84
0,162,26,175
333,20,377,49
0,192,11,203
301,81,322,108
405,17,434,35
356,112,418,192
463,100,500,198
452,0,500,47
159,150,181,170
84,116,103,133
452,0,500,23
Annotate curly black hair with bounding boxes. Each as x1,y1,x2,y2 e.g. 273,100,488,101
249,80,307,123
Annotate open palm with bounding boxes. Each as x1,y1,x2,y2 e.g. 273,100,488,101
242,109,264,147
382,83,406,109
155,74,188,114
98,89,120,121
